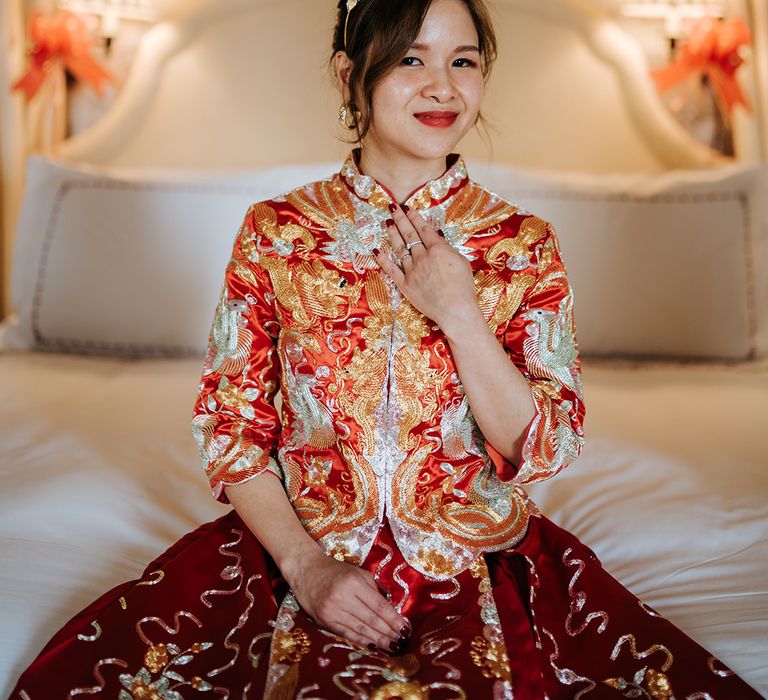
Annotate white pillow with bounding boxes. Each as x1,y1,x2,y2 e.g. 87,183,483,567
1,156,338,356
4,156,767,361
469,160,768,361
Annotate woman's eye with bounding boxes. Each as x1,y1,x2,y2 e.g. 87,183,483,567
401,56,423,66
453,58,477,68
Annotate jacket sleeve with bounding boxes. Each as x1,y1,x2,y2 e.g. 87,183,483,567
487,219,586,485
191,205,282,503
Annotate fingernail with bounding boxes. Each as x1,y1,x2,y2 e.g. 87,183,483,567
399,625,410,637
367,642,377,651
373,248,380,256
388,203,397,212
437,229,445,237
385,218,394,227
389,641,398,652
402,204,410,213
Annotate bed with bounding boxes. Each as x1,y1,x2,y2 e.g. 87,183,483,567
2,0,767,696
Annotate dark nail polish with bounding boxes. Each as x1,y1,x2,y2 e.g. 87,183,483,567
367,642,377,651
401,204,410,213
437,229,445,237
385,218,395,227
388,203,397,212
399,625,410,637
389,641,398,652
373,248,380,256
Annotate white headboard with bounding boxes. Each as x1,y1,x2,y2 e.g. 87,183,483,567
59,0,727,172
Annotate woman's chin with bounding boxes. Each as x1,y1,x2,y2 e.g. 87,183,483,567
407,136,466,161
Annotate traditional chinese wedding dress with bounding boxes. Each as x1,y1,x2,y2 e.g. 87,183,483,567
10,150,761,699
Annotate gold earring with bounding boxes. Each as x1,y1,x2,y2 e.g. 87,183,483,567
339,101,357,130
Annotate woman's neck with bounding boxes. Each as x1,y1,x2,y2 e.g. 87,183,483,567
358,145,449,205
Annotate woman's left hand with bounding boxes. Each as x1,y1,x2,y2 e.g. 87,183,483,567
373,205,479,333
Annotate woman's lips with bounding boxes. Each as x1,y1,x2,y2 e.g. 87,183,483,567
414,111,459,128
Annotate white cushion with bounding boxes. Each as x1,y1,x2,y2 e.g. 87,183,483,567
470,161,768,361
4,156,767,361
1,156,337,356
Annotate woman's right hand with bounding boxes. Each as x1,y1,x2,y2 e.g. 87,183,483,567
284,550,411,653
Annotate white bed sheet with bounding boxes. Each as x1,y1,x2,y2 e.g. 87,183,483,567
1,351,766,696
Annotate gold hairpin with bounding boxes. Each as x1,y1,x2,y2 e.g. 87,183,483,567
344,0,361,50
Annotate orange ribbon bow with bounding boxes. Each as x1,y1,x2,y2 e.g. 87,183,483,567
652,16,752,119
13,9,114,100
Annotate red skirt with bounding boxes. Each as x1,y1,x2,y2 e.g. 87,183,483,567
9,510,761,699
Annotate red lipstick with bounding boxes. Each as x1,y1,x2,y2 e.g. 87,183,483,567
414,111,459,128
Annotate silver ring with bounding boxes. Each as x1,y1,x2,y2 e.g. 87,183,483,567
397,251,411,263
406,240,425,251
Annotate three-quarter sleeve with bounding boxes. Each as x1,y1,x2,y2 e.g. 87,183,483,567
488,220,586,485
191,205,282,503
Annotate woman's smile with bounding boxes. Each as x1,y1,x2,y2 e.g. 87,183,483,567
414,110,460,128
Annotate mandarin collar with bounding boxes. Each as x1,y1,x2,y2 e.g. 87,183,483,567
339,148,469,212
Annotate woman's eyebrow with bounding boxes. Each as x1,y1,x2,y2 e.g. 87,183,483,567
410,43,480,52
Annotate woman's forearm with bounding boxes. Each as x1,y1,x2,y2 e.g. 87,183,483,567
442,307,536,465
224,475,325,586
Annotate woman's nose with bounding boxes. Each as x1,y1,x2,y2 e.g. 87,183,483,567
422,69,456,102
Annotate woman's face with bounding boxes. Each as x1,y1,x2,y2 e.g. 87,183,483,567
366,0,485,163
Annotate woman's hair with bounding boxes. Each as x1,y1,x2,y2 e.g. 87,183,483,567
331,0,497,143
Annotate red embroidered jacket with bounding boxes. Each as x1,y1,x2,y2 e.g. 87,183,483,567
192,150,586,579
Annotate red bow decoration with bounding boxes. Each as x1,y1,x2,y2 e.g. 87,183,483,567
652,16,752,120
12,10,114,100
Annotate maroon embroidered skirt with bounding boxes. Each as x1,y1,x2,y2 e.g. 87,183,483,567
9,511,761,698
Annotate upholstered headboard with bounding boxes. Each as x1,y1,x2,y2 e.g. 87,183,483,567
58,0,728,172
7,0,766,364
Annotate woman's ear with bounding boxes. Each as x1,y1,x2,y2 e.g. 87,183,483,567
334,51,354,102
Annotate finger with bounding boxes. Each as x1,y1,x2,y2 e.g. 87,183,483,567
373,246,407,287
389,204,420,244
405,207,442,248
387,227,424,270
392,209,427,260
352,571,411,638
325,618,381,653
356,585,411,640
332,620,398,655
388,236,417,271
385,217,408,255
350,595,403,643
334,608,400,652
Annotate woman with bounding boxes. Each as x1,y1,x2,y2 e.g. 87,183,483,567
9,0,762,697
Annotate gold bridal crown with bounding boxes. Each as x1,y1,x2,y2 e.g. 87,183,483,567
344,0,361,49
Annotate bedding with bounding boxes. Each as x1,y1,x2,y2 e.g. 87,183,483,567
1,350,766,696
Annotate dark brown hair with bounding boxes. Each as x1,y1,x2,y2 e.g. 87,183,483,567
331,0,497,142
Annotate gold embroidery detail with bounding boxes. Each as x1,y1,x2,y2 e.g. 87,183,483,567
415,547,456,579
387,653,421,677
486,216,549,269
646,669,674,698
272,626,311,663
604,668,674,699
370,679,428,700
474,269,534,329
469,636,512,680
143,644,169,674
446,182,517,236
128,677,163,700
